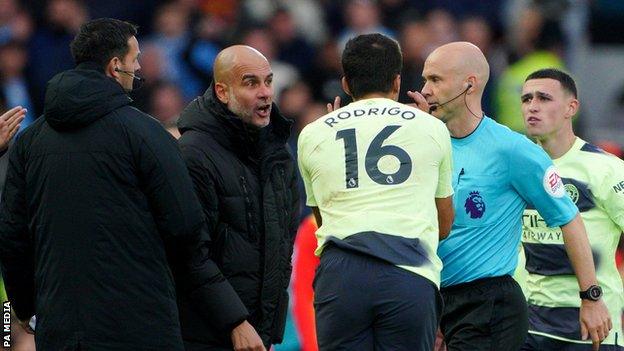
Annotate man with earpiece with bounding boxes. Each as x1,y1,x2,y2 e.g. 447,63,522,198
114,66,144,85
0,18,235,351
407,42,611,351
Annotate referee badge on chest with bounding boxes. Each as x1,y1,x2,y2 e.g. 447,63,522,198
464,191,486,219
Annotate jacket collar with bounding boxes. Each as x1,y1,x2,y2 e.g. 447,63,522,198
180,83,293,155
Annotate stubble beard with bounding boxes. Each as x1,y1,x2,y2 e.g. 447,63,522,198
228,91,254,125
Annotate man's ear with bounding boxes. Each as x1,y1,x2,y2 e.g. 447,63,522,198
565,98,580,120
393,74,401,95
466,76,477,94
341,76,352,98
214,82,229,104
106,57,121,79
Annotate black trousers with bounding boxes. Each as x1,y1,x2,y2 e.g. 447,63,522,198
522,332,624,350
440,275,528,351
314,246,442,351
183,339,271,350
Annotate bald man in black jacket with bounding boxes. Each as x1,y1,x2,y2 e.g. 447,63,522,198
177,45,300,351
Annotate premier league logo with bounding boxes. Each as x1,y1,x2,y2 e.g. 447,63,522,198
465,191,486,219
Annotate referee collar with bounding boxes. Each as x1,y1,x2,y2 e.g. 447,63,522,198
451,115,489,145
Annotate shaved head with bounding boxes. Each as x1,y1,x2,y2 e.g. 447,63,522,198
212,45,274,128
421,42,490,128
213,45,269,84
427,42,489,92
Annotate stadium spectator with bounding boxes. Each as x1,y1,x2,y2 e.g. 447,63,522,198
520,68,622,350
268,8,316,75
0,0,32,45
407,41,610,350
180,21,222,91
459,15,508,77
398,18,429,103
377,0,418,32
495,5,566,132
424,9,458,48
307,39,346,103
337,0,394,52
279,0,328,46
241,26,300,102
148,1,203,100
279,82,313,123
300,33,454,350
0,18,235,350
128,43,166,112
0,42,36,131
148,81,186,138
27,0,88,115
176,45,299,351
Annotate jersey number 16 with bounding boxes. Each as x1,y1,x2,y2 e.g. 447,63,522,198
336,125,412,189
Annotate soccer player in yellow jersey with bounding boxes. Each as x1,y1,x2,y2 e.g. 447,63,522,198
520,68,622,350
297,33,454,350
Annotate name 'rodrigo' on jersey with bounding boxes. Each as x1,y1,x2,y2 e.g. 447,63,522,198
297,98,453,287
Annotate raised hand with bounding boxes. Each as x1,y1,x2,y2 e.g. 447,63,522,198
326,96,341,113
0,106,27,151
406,90,430,112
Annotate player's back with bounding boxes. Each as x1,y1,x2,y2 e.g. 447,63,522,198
298,97,453,286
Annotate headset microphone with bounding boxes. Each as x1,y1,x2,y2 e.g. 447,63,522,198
428,84,472,113
114,67,144,82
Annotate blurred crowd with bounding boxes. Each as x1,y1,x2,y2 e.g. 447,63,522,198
0,0,622,146
1,0,624,350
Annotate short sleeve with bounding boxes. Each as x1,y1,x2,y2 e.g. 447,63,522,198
297,128,317,207
509,137,578,227
435,125,454,198
598,158,624,232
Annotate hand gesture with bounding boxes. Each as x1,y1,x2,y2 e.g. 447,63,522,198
326,96,341,113
0,106,27,151
406,90,430,112
231,320,266,351
579,299,612,351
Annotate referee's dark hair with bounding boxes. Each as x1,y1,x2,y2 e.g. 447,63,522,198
525,68,577,98
70,18,138,71
342,33,402,99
